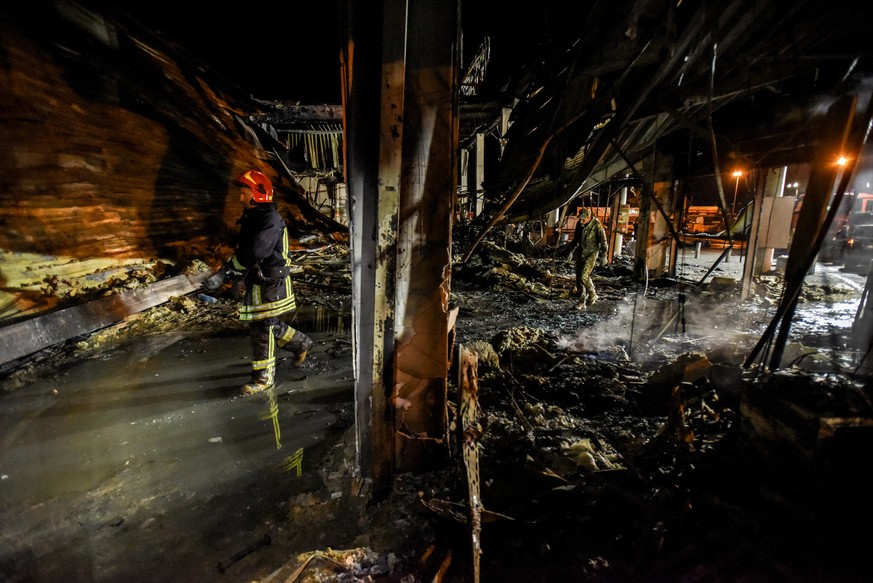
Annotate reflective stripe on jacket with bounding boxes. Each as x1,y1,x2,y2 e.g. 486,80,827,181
230,204,296,322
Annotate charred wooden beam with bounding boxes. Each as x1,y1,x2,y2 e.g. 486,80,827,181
0,273,207,367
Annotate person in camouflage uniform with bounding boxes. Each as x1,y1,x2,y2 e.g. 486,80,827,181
566,208,608,309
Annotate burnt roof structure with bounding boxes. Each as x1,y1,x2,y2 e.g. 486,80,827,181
458,0,873,223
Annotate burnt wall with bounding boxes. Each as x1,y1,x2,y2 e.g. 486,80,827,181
2,2,246,259
0,1,346,321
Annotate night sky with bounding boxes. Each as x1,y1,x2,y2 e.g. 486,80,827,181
120,2,344,103
118,1,528,105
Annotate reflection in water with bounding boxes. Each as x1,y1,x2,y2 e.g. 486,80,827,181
258,388,305,476
297,304,349,335
260,389,282,449
282,447,304,477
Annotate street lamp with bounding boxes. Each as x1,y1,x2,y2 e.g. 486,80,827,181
731,170,743,216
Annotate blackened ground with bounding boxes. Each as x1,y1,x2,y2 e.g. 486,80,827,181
2,243,871,582
431,244,872,582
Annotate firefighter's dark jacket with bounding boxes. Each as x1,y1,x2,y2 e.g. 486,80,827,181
228,203,296,321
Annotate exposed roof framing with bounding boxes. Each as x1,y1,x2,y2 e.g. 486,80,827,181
460,0,873,226
250,103,343,129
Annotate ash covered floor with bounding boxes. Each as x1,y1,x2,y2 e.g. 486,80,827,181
2,244,873,582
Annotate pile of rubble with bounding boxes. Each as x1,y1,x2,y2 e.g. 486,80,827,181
4,238,872,582
245,237,872,581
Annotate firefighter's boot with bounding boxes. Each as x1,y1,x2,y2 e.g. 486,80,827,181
279,331,314,365
242,367,274,396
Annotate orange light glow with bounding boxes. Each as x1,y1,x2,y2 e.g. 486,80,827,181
732,170,743,178
837,156,849,166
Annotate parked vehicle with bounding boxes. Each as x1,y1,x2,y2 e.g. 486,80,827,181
819,222,849,264
843,223,873,273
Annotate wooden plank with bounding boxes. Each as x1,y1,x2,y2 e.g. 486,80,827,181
459,345,482,583
0,274,204,366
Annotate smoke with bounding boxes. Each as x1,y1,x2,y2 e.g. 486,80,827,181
556,302,643,354
555,296,759,358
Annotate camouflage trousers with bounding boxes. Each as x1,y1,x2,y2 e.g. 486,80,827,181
575,253,599,301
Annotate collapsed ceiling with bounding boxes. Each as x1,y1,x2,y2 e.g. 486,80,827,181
461,0,873,224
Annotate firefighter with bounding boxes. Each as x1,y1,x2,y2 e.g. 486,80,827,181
566,208,608,309
204,170,313,395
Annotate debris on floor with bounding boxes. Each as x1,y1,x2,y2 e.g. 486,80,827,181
3,238,873,582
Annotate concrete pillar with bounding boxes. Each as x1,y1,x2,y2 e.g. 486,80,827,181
633,184,652,280
341,0,456,495
459,148,469,218
342,0,403,492
742,167,789,298
760,166,787,273
609,181,628,260
635,152,674,280
474,133,485,217
648,181,672,277
742,171,763,299
392,0,456,473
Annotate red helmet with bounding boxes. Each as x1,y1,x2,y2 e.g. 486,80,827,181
236,170,273,203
